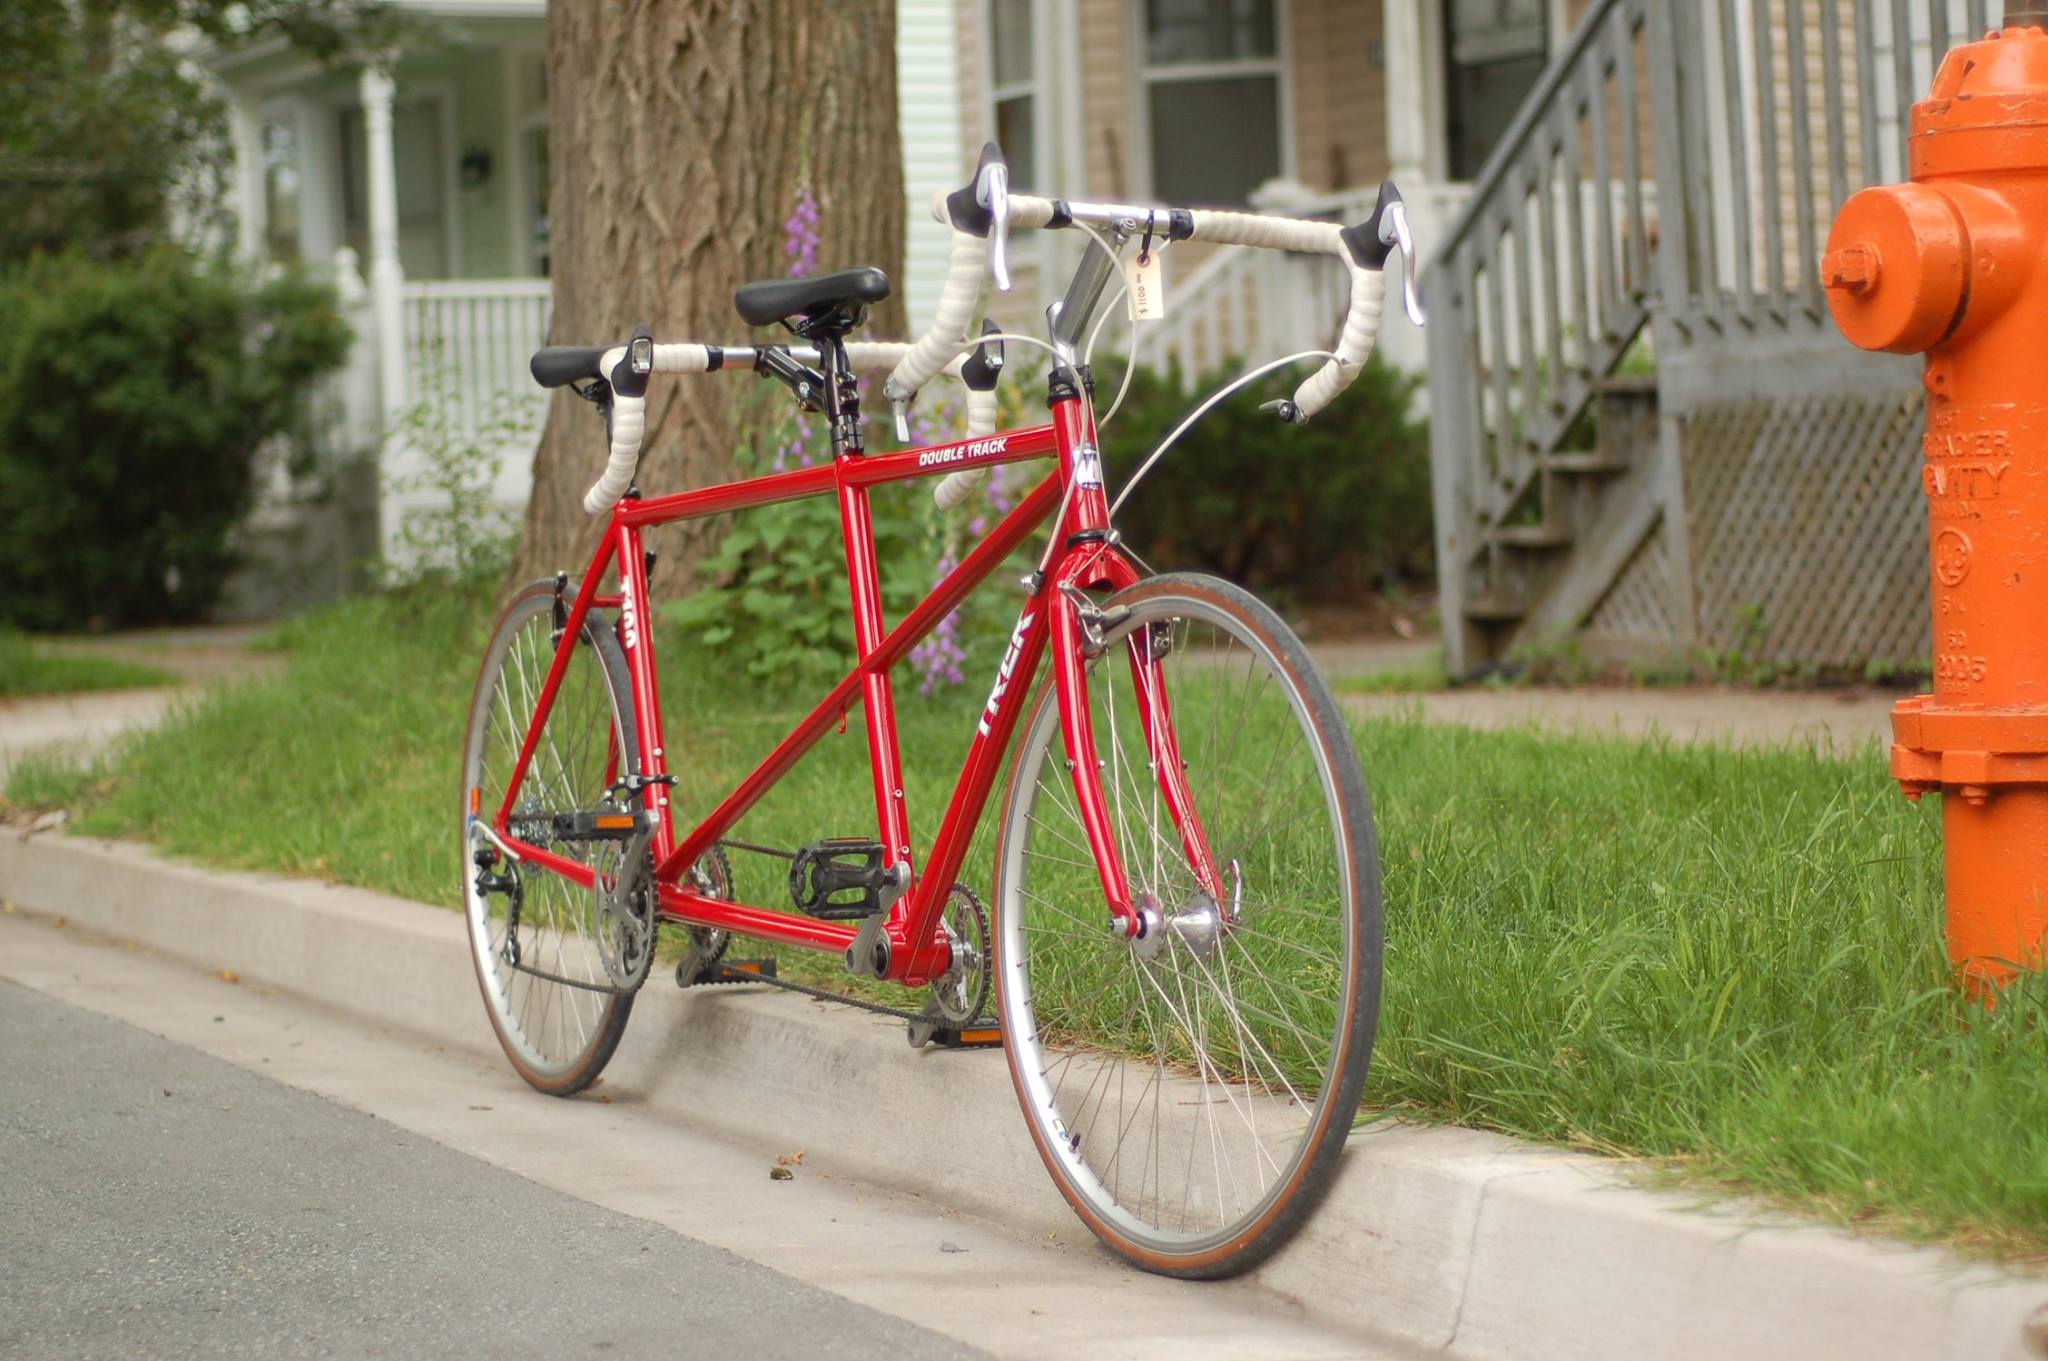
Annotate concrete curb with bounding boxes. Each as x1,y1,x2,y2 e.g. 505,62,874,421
5,831,2045,1361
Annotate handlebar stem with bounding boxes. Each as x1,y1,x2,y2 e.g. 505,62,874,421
1049,221,1131,353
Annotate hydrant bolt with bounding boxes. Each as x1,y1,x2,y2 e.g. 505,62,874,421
1821,243,1879,294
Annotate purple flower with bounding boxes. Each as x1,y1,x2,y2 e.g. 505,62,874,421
783,187,821,278
768,416,818,473
912,548,969,695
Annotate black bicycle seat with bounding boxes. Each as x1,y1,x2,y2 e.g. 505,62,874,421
734,266,891,332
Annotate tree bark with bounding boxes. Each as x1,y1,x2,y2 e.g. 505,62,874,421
508,0,905,590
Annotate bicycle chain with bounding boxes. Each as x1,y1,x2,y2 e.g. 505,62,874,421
689,839,997,1033
691,962,940,1025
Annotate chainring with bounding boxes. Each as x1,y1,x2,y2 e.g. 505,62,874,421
674,845,736,986
595,843,658,991
930,884,992,1024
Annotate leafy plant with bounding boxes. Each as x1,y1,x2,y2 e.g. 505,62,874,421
660,388,1024,694
380,343,531,587
0,249,350,630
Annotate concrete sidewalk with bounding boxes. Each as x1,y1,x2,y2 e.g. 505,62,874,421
0,624,280,786
1308,635,1906,751
2,831,2042,1361
1342,683,1903,751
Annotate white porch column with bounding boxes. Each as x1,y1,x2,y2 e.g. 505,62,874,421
359,63,408,427
1382,0,1430,199
228,96,268,264
1379,0,1434,373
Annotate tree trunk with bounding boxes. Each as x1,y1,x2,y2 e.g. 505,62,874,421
508,0,905,590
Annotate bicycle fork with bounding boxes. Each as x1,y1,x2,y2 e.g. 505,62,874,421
1046,554,1228,949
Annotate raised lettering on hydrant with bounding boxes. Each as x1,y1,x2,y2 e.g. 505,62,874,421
1824,5,2048,992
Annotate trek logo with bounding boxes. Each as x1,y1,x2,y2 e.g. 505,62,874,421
978,611,1035,736
919,435,1009,469
620,593,641,652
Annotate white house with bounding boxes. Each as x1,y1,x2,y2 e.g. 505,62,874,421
203,0,1578,588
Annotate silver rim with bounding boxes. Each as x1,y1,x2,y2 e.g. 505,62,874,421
996,587,1358,1258
461,591,637,1082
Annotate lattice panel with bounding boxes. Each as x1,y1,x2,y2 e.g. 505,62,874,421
1586,519,1677,642
1684,391,1930,670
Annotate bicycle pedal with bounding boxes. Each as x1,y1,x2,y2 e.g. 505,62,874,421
508,808,649,844
907,1015,1003,1050
676,957,777,988
789,838,890,920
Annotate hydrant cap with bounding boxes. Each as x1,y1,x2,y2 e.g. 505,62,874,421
1912,21,2048,176
1823,183,1966,355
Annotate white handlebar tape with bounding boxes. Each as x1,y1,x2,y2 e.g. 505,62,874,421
582,343,725,515
583,346,637,515
1294,265,1384,419
1181,210,1380,421
648,343,716,373
886,192,1060,406
932,386,1001,510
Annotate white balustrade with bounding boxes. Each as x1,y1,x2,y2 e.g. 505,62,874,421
398,279,554,445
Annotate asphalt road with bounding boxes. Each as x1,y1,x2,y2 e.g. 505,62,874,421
0,981,984,1361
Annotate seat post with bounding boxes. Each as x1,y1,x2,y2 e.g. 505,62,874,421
815,333,864,456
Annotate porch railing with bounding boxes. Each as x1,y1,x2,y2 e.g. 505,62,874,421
399,279,553,445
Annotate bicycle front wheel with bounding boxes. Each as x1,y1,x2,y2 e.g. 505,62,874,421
993,573,1382,1277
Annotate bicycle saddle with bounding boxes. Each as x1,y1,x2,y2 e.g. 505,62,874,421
734,266,890,333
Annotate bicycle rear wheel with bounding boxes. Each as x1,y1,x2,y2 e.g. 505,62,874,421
461,579,646,1096
993,572,1382,1277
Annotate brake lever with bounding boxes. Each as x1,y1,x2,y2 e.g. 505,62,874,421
1378,199,1426,327
981,159,1012,293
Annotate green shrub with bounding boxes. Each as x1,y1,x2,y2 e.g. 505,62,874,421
1098,354,1431,604
0,249,350,630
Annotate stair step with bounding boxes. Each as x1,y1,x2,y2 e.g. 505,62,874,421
1463,593,1529,623
1540,451,1630,476
1488,523,1574,550
1593,371,1657,397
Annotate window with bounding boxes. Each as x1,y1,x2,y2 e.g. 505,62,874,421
988,0,1037,191
1143,0,1283,207
523,123,550,277
1442,0,1548,181
262,118,301,262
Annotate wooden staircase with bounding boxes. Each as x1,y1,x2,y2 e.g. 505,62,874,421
1424,0,1666,673
1425,0,1999,676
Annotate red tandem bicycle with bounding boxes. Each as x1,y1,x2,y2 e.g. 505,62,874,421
462,144,1425,1277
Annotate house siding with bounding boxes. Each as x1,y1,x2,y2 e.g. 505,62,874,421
901,0,965,327
957,0,1389,199
1289,0,1384,192
1077,0,1129,196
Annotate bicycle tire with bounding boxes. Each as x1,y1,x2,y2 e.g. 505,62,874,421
993,572,1382,1277
460,578,646,1096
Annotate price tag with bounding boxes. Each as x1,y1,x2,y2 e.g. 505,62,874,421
1127,248,1165,322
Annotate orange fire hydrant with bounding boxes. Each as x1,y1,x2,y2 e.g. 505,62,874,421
1824,9,2048,991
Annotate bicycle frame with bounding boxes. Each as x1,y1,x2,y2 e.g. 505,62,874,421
485,387,1223,987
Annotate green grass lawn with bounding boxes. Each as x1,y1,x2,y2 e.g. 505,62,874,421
7,587,2044,1262
0,628,176,697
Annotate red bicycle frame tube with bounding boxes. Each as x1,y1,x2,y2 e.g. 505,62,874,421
490,399,1214,984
